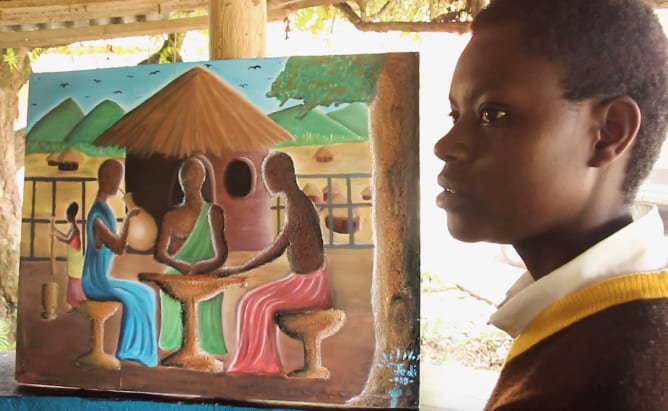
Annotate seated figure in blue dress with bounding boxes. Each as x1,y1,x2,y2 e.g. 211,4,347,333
82,158,158,367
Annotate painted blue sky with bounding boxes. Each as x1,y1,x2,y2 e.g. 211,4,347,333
26,57,291,132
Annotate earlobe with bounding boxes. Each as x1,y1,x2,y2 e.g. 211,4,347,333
588,96,641,167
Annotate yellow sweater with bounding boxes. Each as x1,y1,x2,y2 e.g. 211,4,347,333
485,271,668,411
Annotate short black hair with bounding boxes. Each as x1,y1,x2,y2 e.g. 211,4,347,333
66,201,79,220
472,0,668,203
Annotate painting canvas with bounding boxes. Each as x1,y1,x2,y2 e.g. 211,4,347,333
15,53,420,409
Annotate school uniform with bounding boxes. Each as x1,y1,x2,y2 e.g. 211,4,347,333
485,204,668,411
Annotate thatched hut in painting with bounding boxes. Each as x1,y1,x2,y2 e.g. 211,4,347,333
57,147,84,171
46,152,59,166
314,146,334,163
94,66,294,251
302,183,321,203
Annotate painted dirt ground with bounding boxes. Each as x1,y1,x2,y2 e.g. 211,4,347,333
17,247,374,405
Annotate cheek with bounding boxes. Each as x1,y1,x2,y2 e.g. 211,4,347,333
467,148,566,237
491,153,589,237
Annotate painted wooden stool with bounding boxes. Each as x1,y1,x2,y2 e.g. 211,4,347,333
76,300,121,370
275,308,346,379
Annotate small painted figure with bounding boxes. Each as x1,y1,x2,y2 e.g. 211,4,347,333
154,156,229,355
52,201,86,311
217,151,333,376
82,158,158,367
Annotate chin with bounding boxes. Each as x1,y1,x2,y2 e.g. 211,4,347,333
446,219,489,243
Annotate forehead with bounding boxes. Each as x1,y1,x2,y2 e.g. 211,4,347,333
451,24,563,102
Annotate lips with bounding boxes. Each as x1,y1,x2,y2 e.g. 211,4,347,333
437,172,464,209
437,172,459,193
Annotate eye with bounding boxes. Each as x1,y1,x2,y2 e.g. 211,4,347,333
479,108,507,125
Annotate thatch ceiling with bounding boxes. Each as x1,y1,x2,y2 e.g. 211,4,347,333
1,0,667,49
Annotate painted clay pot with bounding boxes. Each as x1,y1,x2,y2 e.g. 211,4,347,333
123,192,158,252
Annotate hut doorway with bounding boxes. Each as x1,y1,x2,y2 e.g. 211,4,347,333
224,158,255,198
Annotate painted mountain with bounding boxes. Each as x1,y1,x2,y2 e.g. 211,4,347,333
270,103,368,147
65,100,125,146
26,93,368,155
26,98,125,156
25,98,84,153
326,102,369,138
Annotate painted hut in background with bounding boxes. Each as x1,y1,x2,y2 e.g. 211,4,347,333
94,66,294,251
57,147,84,171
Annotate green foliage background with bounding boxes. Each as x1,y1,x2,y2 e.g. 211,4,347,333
267,54,384,118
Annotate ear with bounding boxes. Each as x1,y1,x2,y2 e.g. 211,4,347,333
588,96,641,167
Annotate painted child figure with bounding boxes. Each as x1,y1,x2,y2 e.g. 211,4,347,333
434,0,668,409
52,201,86,311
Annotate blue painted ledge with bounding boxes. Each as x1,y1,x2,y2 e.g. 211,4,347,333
0,351,301,411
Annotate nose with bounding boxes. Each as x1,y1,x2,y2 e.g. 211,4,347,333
434,124,466,163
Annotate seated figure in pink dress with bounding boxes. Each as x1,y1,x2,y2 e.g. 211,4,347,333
216,151,332,375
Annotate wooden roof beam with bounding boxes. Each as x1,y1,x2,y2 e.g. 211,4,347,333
0,15,208,48
0,0,207,26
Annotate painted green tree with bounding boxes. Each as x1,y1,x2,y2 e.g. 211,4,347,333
266,54,385,118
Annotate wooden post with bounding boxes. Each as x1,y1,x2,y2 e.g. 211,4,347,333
49,217,56,276
209,0,266,60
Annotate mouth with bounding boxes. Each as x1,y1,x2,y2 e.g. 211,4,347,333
436,173,463,209
437,173,459,193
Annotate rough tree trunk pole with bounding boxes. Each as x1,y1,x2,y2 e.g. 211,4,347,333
209,0,266,60
347,53,421,407
0,48,31,344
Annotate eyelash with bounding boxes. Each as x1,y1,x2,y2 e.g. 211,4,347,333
479,108,508,125
448,108,508,125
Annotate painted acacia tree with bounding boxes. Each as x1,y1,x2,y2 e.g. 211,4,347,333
267,54,385,117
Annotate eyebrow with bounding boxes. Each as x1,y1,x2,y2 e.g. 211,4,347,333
450,81,505,107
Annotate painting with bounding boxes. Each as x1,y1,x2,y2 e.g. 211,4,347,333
15,53,420,409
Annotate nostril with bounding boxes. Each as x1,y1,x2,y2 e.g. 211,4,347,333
434,136,456,162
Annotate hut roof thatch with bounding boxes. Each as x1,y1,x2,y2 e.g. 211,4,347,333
94,66,294,158
57,147,84,162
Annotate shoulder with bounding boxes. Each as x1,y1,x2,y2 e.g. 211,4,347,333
493,298,668,410
88,202,110,221
208,203,224,217
526,298,668,363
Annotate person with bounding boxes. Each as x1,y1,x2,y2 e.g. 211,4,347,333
434,0,668,409
154,155,229,355
82,158,158,367
52,201,86,311
215,151,333,375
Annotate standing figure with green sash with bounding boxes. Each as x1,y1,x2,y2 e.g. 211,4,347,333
154,156,229,354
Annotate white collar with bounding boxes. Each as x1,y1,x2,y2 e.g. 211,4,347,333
489,203,668,337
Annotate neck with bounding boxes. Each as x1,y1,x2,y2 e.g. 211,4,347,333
515,209,633,280
184,192,204,204
96,191,111,202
